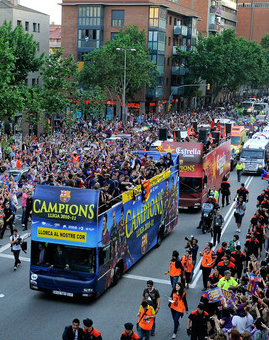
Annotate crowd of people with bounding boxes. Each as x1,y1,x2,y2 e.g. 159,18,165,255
1,106,269,339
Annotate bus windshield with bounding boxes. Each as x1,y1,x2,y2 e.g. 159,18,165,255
241,103,252,109
231,136,241,145
241,150,264,159
31,241,96,273
179,177,202,193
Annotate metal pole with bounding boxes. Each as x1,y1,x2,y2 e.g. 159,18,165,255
123,49,127,122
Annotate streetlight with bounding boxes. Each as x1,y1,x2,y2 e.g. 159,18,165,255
116,47,136,122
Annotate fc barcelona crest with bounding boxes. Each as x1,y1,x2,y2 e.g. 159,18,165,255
60,190,71,203
141,233,148,254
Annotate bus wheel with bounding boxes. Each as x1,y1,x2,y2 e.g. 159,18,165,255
113,265,122,286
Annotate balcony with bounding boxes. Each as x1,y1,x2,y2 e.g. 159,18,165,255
171,86,184,96
173,25,188,36
146,87,164,98
210,7,222,15
209,23,220,32
187,27,198,38
173,45,187,55
171,66,186,76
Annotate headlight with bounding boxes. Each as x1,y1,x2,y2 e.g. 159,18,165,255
258,164,263,168
247,108,251,112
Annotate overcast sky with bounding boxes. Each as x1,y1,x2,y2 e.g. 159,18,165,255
20,0,62,24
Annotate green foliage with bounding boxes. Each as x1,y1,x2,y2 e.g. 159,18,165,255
79,25,157,102
23,87,43,128
175,30,269,101
0,21,44,84
261,34,269,50
75,87,107,119
40,49,78,118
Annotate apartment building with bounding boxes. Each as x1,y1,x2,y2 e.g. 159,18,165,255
237,0,269,42
61,0,198,112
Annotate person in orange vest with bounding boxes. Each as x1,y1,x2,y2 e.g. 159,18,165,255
167,250,185,288
120,323,140,340
169,282,188,339
181,250,193,289
136,301,156,340
82,318,102,340
200,242,216,291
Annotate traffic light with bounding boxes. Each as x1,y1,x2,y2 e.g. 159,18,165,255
207,83,210,90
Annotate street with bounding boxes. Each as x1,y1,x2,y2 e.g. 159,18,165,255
0,169,264,340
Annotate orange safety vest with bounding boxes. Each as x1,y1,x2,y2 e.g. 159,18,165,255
169,260,182,277
121,331,140,339
201,249,214,268
170,292,186,313
138,306,154,330
181,255,193,273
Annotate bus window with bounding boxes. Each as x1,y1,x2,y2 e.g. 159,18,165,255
231,136,241,145
31,241,96,273
179,177,202,193
98,243,111,266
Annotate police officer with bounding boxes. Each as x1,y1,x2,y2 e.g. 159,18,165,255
235,161,243,182
186,302,210,340
82,319,102,340
220,176,230,207
120,323,140,340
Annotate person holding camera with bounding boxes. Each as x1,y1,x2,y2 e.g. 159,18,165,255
10,228,22,270
234,196,246,233
184,237,199,281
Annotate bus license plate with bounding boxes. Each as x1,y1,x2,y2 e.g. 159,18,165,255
52,290,73,297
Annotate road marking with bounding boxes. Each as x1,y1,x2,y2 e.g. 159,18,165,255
0,253,29,261
0,233,30,253
123,273,170,285
189,176,254,289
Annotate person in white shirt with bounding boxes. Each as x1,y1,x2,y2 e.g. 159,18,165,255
10,229,22,270
232,314,247,334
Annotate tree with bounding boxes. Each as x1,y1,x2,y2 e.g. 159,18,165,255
175,30,269,102
0,21,44,85
261,34,269,50
75,87,107,119
0,37,25,121
40,49,78,126
23,87,44,134
78,25,157,104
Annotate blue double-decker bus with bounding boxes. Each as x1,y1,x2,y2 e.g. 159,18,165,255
30,167,178,298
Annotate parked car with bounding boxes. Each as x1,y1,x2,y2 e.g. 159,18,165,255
253,103,269,116
0,167,30,192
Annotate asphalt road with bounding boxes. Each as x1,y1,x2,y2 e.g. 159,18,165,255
0,170,266,340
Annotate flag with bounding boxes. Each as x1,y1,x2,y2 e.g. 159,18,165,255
247,280,258,295
187,126,191,137
141,180,150,203
208,133,213,144
223,125,226,139
261,169,269,181
204,287,224,303
156,146,163,152
173,131,176,141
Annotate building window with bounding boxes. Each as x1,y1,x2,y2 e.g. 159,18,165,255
32,78,36,86
111,10,124,27
174,18,177,26
78,6,102,26
17,20,21,26
36,78,39,86
149,7,159,27
111,32,118,41
33,23,37,32
168,37,171,46
169,16,172,25
38,23,40,33
78,29,101,48
25,21,29,31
